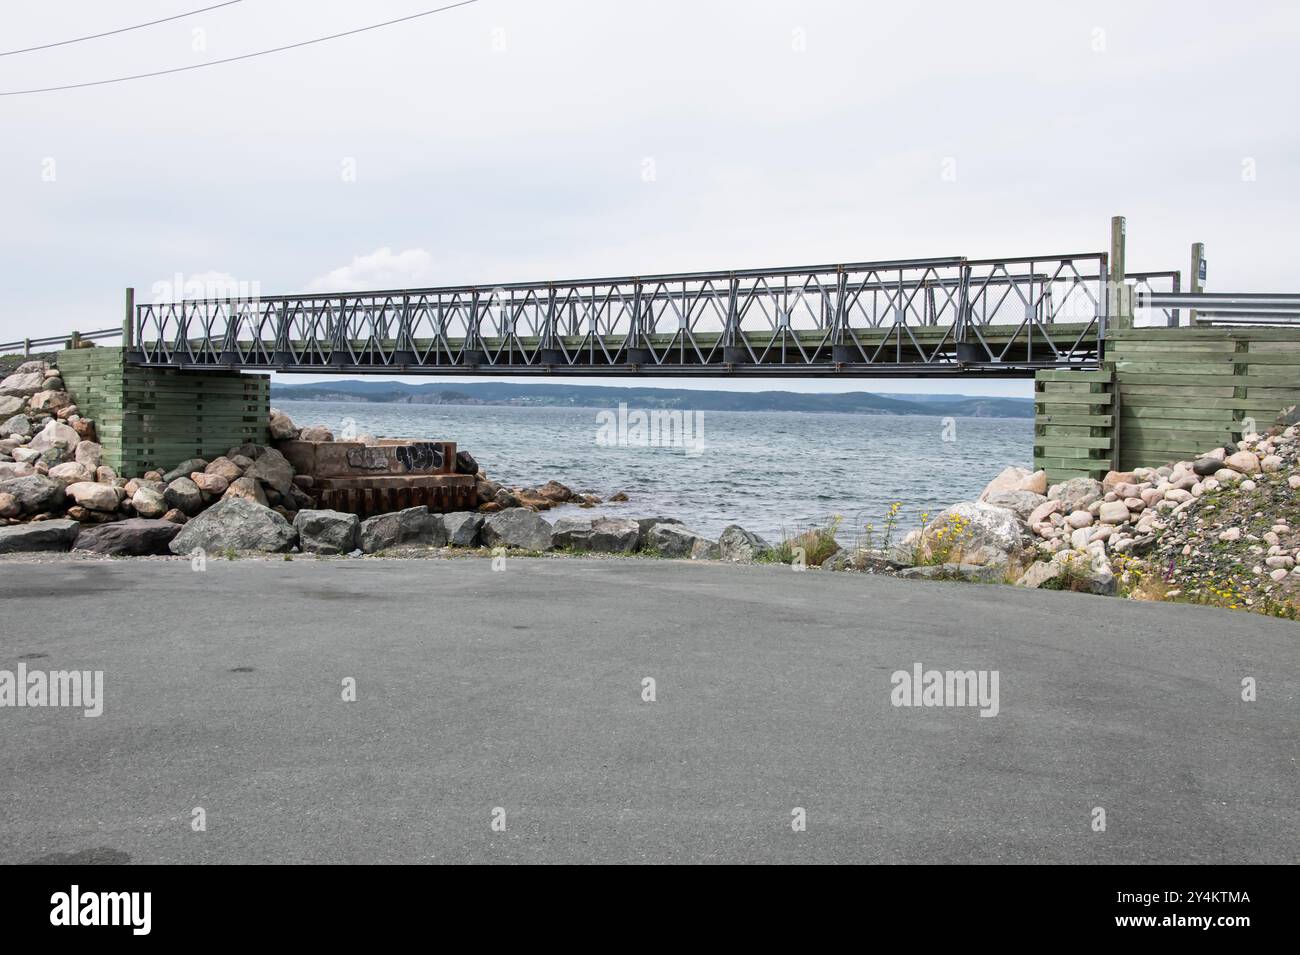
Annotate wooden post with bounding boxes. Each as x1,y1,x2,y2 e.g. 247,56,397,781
1109,215,1128,329
123,287,135,348
1189,242,1206,325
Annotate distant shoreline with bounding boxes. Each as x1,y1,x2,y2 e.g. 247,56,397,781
272,382,1034,419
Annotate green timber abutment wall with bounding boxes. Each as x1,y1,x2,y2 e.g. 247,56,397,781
1034,327,1300,483
58,347,269,477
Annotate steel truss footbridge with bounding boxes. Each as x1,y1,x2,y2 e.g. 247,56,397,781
11,251,1196,378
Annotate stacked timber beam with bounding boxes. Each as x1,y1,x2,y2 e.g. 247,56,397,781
1106,328,1300,472
1033,326,1300,482
58,347,268,476
1033,370,1115,483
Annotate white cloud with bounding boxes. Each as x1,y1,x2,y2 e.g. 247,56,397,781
305,248,439,294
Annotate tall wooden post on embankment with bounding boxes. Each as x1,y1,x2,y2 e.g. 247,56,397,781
57,347,269,476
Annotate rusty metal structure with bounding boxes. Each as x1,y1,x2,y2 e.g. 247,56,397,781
277,438,476,517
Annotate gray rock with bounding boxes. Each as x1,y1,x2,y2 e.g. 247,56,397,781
481,508,554,551
26,419,79,455
0,396,25,418
821,550,852,571
647,522,699,558
442,510,484,547
131,486,167,518
0,518,80,553
550,515,594,549
168,498,297,554
0,474,65,514
162,457,209,483
72,518,181,556
294,509,360,555
552,515,640,552
0,413,31,437
357,506,446,553
1192,457,1222,477
586,517,640,553
690,537,721,561
243,447,294,494
899,562,1004,583
717,525,772,562
0,371,45,397
634,515,683,547
917,501,1026,566
0,460,37,478
983,489,1048,522
268,409,298,440
1047,477,1104,511
164,476,204,516
1015,562,1063,588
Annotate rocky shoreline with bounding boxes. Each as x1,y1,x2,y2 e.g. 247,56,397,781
5,357,1300,619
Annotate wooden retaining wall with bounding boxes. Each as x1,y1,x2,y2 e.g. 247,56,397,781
1034,327,1300,480
58,347,269,476
1033,370,1116,483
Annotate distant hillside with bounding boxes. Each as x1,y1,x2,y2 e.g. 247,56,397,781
271,380,1033,418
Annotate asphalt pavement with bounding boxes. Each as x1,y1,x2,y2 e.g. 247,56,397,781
1,555,1295,864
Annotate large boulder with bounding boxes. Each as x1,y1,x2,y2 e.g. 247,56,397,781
164,477,204,515
169,498,297,554
634,516,683,548
131,485,167,518
454,450,479,475
72,518,181,556
26,419,79,455
647,522,702,558
74,441,103,471
978,466,1031,502
0,474,65,514
243,447,294,494
551,516,594,548
1047,477,1104,512
294,509,360,555
481,508,554,551
223,476,268,506
162,458,208,483
983,489,1048,522
0,371,46,397
718,525,772,562
357,506,446,553
442,511,484,547
46,462,95,485
917,501,1026,566
0,396,26,418
0,412,31,437
29,390,72,413
65,481,120,513
268,408,298,440
204,456,244,482
0,518,80,554
583,517,640,552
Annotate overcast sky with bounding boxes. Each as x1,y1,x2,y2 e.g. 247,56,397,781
3,0,1297,397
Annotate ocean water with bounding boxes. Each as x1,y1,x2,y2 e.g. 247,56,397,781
276,399,1033,542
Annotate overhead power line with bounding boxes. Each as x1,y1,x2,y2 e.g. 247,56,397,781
1,1,246,57
0,0,481,96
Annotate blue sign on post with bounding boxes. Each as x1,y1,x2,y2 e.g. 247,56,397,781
1198,259,1207,282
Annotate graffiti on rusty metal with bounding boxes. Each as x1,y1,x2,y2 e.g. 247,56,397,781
345,447,391,471
395,443,444,472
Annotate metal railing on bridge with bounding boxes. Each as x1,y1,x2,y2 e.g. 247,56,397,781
128,252,1126,377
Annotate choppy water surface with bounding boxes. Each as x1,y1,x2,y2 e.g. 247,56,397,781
277,399,1032,541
